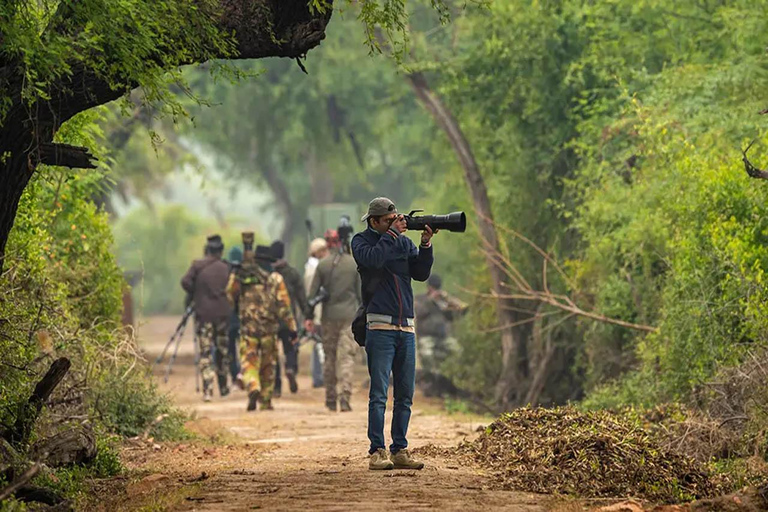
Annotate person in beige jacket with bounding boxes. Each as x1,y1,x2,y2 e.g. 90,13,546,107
306,234,361,412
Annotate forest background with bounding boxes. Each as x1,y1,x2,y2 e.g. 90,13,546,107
2,0,768,505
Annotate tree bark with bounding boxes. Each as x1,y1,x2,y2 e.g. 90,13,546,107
0,0,333,271
406,71,524,409
263,161,296,252
305,147,336,204
30,425,97,468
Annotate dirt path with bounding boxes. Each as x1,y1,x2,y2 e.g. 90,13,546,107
123,316,550,512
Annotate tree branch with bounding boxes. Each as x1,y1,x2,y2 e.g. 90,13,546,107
742,140,768,180
34,143,98,169
474,219,658,334
0,464,40,502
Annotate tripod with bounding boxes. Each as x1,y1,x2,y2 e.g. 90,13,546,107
154,304,197,388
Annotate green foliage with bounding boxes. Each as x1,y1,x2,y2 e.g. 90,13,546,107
112,204,206,315
409,0,768,409
112,204,261,315
93,368,191,441
0,144,123,428
1,110,189,499
0,0,236,124
0,499,28,512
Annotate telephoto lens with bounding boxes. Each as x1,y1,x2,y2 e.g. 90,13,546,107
405,211,466,233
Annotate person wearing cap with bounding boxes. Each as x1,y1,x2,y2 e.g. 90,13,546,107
181,234,232,402
226,246,244,382
270,240,308,396
414,273,468,388
304,238,330,388
307,224,362,412
351,197,436,470
226,243,297,411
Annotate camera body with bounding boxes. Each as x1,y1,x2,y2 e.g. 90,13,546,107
337,214,354,246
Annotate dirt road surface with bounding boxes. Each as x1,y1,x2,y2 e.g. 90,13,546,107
121,316,550,512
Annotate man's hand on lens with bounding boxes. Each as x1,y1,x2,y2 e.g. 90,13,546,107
304,319,314,332
390,214,407,234
421,224,438,246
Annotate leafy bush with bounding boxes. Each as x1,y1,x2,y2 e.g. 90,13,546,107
0,111,191,504
93,368,190,441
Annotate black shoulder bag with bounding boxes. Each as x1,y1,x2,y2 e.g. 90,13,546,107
351,266,386,347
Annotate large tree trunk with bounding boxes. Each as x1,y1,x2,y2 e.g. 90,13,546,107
406,72,525,410
0,0,333,272
305,147,336,205
263,161,296,251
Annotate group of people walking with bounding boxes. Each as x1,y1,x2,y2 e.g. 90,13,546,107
180,224,364,413
180,197,465,470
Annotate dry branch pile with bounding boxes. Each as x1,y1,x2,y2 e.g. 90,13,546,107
462,407,718,503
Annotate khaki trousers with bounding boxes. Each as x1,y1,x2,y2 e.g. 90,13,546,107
322,320,359,403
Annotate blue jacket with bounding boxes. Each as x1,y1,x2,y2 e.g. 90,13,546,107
351,227,433,326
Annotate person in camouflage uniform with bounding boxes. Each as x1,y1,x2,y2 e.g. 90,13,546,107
226,236,297,411
181,235,231,402
270,240,308,396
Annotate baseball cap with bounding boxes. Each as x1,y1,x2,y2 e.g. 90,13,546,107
360,197,397,222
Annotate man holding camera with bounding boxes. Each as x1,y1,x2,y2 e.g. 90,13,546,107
307,223,362,412
351,197,436,471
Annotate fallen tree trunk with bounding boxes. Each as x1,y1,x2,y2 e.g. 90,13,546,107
30,425,97,468
4,358,71,447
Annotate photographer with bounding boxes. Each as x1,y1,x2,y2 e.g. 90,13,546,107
180,234,232,402
306,220,362,412
351,197,436,471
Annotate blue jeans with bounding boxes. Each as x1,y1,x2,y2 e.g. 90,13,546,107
365,329,416,455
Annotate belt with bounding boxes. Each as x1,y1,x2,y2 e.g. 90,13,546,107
366,313,415,327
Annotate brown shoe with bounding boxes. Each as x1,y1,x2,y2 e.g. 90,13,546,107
368,449,394,471
339,397,352,412
391,449,424,470
326,400,337,412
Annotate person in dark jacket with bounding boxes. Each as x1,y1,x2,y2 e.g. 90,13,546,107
351,197,436,471
270,240,307,396
181,235,232,402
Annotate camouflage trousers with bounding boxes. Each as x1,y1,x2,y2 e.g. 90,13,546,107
196,320,229,391
240,334,277,402
322,320,360,403
416,335,458,373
